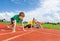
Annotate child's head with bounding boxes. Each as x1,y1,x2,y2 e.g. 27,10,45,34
19,12,25,19
32,18,36,23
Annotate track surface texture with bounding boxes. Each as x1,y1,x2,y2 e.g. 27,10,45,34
0,24,60,41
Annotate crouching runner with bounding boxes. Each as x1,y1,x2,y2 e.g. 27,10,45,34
8,12,25,32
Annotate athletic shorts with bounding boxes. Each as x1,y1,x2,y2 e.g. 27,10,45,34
11,18,14,24
24,24,34,28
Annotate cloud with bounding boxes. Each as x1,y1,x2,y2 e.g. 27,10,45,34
23,0,60,23
0,12,16,21
0,0,60,23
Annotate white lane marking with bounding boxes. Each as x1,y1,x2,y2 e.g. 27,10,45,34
3,29,39,41
0,29,37,35
0,32,14,35
0,31,24,35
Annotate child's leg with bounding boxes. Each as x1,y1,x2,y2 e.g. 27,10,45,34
12,20,16,32
24,25,28,28
24,24,33,31
28,24,33,30
24,24,31,31
7,18,14,28
24,24,31,28
40,24,43,29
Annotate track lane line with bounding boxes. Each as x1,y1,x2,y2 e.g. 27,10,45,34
0,32,14,35
3,29,39,41
0,28,37,35
0,31,26,35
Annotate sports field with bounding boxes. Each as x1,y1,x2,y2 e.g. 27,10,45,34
0,22,60,41
43,24,60,30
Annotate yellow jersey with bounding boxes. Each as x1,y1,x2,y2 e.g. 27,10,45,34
28,21,35,26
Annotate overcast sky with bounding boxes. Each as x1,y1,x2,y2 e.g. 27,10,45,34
0,0,60,23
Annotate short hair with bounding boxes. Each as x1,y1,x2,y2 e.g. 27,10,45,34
19,12,25,17
33,18,36,20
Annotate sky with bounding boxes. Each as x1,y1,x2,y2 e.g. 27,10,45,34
0,0,60,23
0,0,40,12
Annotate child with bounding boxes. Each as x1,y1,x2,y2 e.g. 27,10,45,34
25,18,43,30
8,12,25,32
24,18,35,30
35,21,43,28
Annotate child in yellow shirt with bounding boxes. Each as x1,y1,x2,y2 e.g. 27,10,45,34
24,18,35,29
24,18,43,29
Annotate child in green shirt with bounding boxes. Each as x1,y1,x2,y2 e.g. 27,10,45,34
8,12,25,32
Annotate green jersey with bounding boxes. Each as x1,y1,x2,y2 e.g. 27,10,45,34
12,15,23,23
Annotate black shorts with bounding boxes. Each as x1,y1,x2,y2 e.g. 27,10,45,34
11,18,14,24
24,24,34,28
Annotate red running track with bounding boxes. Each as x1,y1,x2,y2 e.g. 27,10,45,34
0,24,60,41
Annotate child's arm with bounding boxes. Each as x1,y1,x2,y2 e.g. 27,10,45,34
31,25,32,30
21,22,26,31
21,22,24,30
40,24,42,28
39,24,44,29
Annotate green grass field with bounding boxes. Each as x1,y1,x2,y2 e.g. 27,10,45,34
43,24,60,30
0,22,60,30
